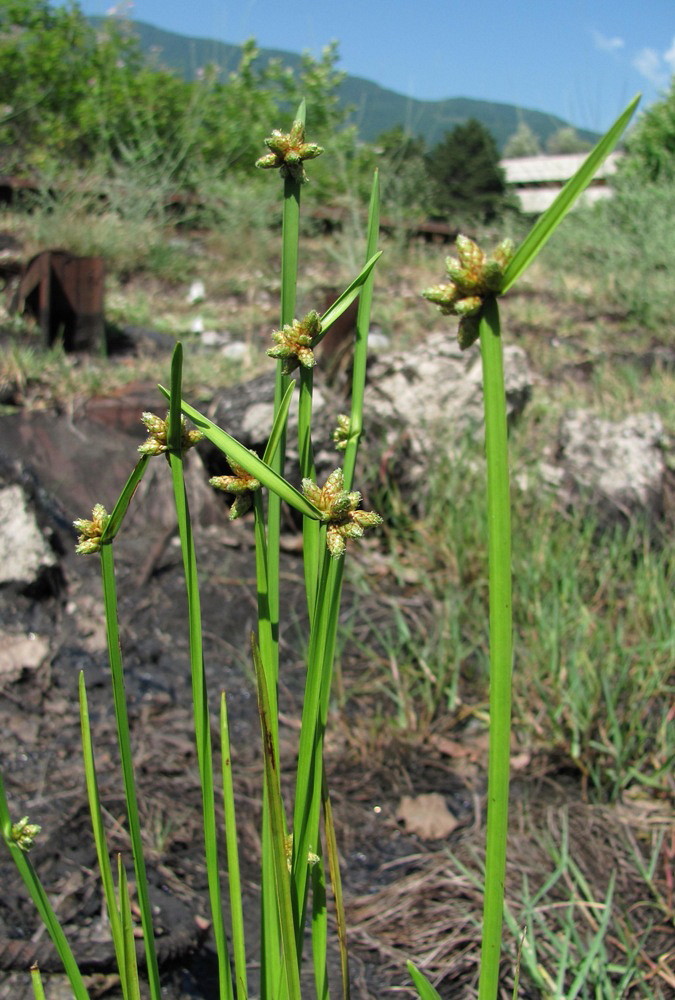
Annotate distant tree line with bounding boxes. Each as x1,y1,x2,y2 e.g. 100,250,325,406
1,1,671,227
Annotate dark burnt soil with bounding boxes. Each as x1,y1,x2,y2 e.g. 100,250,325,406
0,406,478,999
1,404,672,999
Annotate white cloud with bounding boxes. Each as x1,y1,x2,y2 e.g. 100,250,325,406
633,47,666,87
591,29,624,54
664,36,675,73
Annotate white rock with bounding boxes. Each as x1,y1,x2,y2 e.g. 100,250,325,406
187,280,205,304
0,485,58,586
221,341,248,361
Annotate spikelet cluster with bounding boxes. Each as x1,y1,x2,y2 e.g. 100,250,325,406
267,311,322,375
138,412,203,457
210,453,262,520
302,468,382,557
256,120,324,183
73,503,109,555
423,235,514,348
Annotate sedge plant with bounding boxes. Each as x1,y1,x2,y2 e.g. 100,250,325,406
417,94,640,1000
0,92,640,1000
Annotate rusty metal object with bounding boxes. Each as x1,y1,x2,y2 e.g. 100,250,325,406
10,250,104,353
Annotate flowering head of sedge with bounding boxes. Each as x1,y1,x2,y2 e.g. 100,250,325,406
10,816,41,852
302,469,382,557
422,235,514,348
209,452,262,520
73,503,109,555
138,412,203,457
267,311,321,375
256,120,324,183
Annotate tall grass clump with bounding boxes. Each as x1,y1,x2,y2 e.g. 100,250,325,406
0,93,640,1000
541,176,675,336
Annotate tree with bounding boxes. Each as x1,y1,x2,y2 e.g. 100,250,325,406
620,75,675,182
545,127,591,155
503,121,540,158
373,125,432,218
427,119,507,222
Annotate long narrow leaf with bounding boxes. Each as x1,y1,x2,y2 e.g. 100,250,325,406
343,170,380,490
168,346,233,1000
262,380,296,466
318,251,382,336
79,674,128,997
220,693,249,1000
100,456,150,544
407,961,443,1000
30,966,47,1000
501,94,639,293
0,775,90,1000
311,855,329,1000
157,387,323,521
252,635,302,1000
117,858,142,1000
99,543,161,999
323,771,350,1000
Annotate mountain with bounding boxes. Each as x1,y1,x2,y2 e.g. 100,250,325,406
90,17,599,151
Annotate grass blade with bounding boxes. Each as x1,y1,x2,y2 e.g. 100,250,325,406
79,673,129,997
501,94,640,293
30,966,47,1000
318,252,382,337
99,542,161,999
252,634,302,1000
343,169,380,491
311,855,329,1000
220,693,249,1000
323,770,350,1000
157,386,323,521
117,857,142,1000
100,456,150,543
407,961,443,1000
0,775,91,1000
168,345,233,1000
263,379,296,466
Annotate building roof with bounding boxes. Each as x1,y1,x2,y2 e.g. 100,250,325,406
501,151,622,184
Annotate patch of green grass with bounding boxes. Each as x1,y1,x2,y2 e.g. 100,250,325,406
351,433,673,803
541,179,675,339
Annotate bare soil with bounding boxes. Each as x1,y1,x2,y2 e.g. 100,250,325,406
0,344,672,999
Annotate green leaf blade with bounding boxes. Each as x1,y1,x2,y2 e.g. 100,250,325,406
501,94,640,294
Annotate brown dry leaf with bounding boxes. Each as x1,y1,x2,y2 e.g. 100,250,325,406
396,793,459,840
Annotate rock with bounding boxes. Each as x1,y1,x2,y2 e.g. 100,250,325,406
363,332,533,490
0,631,50,686
553,410,667,518
0,484,58,588
221,341,248,362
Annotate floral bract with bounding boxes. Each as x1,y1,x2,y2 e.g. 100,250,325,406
210,453,262,520
73,503,110,555
268,310,322,375
423,235,514,348
256,119,324,183
302,468,382,557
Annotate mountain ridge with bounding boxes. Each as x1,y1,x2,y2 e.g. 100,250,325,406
91,17,600,151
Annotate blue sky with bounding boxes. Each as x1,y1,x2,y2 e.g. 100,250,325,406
71,0,674,132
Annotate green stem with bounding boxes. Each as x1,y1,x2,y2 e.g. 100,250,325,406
100,543,162,1000
261,106,303,997
477,297,513,1000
